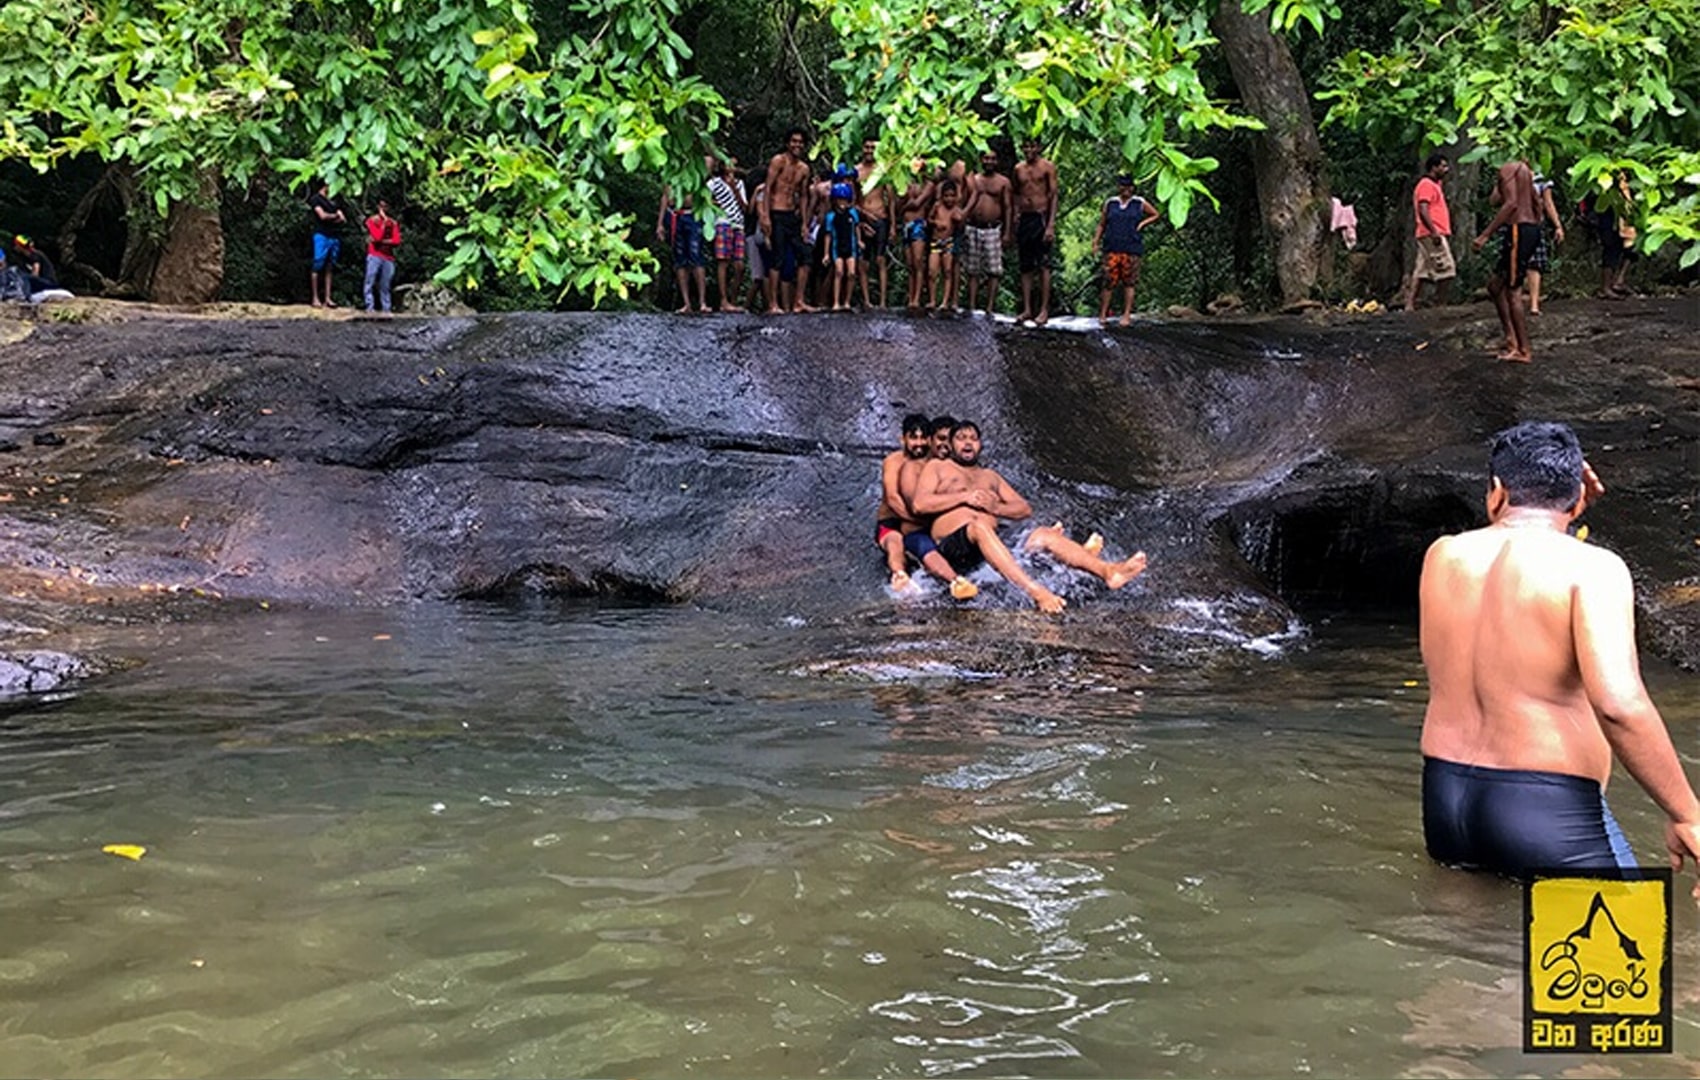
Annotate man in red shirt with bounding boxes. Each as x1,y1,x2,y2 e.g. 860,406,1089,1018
1404,153,1454,311
363,198,402,314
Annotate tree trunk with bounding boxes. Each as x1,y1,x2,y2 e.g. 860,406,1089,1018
1211,1,1331,307
60,166,224,303
149,173,225,305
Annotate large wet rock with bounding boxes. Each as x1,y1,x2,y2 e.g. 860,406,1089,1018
0,298,1694,681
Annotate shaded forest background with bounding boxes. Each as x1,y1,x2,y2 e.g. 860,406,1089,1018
1,0,1694,313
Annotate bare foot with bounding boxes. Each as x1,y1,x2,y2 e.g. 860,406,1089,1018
890,570,912,593
1528,307,1542,316
310,300,323,309
949,577,978,601
1034,310,1048,326
1099,315,1110,327
796,303,819,314
1014,309,1032,323
1104,552,1149,590
676,305,692,315
1083,532,1104,555
324,300,339,309
719,304,741,313
1498,350,1533,364
1027,586,1067,615
1118,313,1132,327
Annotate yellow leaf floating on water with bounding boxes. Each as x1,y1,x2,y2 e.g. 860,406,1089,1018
1403,680,1419,688
102,844,146,861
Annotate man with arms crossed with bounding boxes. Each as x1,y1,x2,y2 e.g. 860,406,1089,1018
1012,137,1058,326
1419,421,1700,885
960,152,1014,317
911,421,1147,615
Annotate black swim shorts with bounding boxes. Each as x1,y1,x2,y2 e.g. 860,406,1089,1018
936,525,985,572
1495,223,1543,290
1017,211,1050,273
1422,756,1635,875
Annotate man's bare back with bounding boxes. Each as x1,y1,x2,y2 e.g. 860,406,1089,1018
1420,525,1619,782
1418,421,1700,882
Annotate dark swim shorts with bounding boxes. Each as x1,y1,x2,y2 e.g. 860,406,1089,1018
1422,756,1635,875
875,517,902,547
1017,211,1050,273
935,525,985,572
1495,223,1543,290
902,530,938,563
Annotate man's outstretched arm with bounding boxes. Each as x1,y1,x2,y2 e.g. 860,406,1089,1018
1576,553,1700,882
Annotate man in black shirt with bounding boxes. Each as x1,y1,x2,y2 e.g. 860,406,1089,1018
11,235,56,290
307,179,347,307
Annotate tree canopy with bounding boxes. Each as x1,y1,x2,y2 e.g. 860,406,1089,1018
1,0,1695,305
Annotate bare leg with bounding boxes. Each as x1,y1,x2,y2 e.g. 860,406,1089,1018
1526,269,1543,315
717,261,737,312
1099,286,1111,324
1035,267,1050,325
1486,275,1515,352
1506,285,1532,361
967,274,980,314
675,269,691,314
1024,524,1148,589
310,271,322,307
1403,274,1421,312
692,266,708,312
982,273,996,317
1119,285,1134,327
961,518,1065,614
1017,272,1033,322
322,267,336,307
878,256,889,309
796,264,817,312
880,533,912,591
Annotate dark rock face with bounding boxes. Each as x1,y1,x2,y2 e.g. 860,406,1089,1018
0,298,1694,685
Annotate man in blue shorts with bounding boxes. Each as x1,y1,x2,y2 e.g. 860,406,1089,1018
307,178,347,308
1419,421,1700,883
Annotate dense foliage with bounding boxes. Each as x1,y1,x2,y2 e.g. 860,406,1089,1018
0,0,1693,305
1323,0,1700,266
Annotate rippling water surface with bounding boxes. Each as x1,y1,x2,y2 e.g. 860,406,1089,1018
1,602,1696,1078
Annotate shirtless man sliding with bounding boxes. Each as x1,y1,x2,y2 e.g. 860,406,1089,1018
1471,160,1541,363
1013,138,1058,326
762,128,813,314
877,414,976,598
910,421,1146,614
1419,420,1700,884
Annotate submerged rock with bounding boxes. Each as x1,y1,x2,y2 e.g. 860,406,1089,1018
0,297,1693,679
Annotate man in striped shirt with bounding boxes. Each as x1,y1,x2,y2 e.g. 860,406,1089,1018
707,156,748,313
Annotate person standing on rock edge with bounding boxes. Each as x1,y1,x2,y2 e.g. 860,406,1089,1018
910,420,1147,615
762,128,813,314
1472,160,1540,363
707,156,747,313
1013,138,1058,326
307,178,347,308
1091,175,1159,327
1418,420,1700,885
363,198,401,315
960,151,1013,317
879,413,977,599
855,138,893,310
1404,153,1455,312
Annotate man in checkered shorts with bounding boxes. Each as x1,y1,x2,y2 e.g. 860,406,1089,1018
707,156,747,313
960,150,1013,317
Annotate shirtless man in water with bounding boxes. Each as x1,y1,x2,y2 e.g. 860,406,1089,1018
910,421,1147,614
1013,138,1058,326
878,414,976,598
1419,420,1700,884
1471,160,1541,363
762,128,813,314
